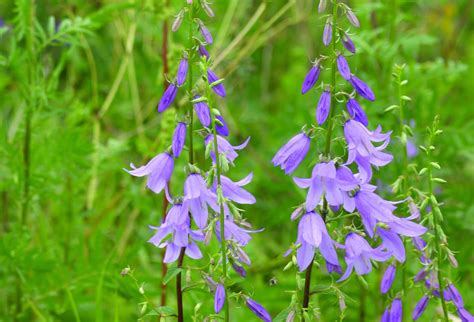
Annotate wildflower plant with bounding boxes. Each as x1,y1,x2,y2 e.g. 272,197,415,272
272,1,427,320
126,1,268,321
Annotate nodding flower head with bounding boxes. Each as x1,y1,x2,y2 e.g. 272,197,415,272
215,115,229,136
336,54,351,80
316,89,331,125
176,57,188,86
380,265,396,294
245,297,272,322
214,284,225,313
323,21,332,47
272,132,310,175
349,75,375,101
198,21,213,44
184,173,218,229
207,68,226,97
172,122,187,158
126,152,174,194
412,295,429,320
301,64,321,94
193,95,211,127
205,134,250,163
158,83,178,112
341,32,356,53
346,98,368,126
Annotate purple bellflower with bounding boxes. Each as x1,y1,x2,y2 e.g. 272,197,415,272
323,21,332,47
198,22,213,44
208,68,226,97
412,295,429,320
205,134,250,164
272,132,310,174
389,298,402,322
336,54,351,80
380,265,396,294
458,308,474,322
158,83,178,112
446,284,464,309
341,32,356,53
338,233,392,281
220,173,256,205
301,64,321,94
215,115,229,136
245,297,272,322
346,98,368,126
176,57,188,86
214,284,225,313
126,152,174,193
198,45,210,60
172,122,186,157
316,89,331,125
193,95,211,127
349,75,375,101
346,9,360,28
184,173,218,229
406,138,418,158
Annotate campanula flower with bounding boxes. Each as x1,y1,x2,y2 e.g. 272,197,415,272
337,54,351,80
338,233,391,281
245,297,272,322
193,95,211,127
389,298,402,322
341,32,356,53
457,308,474,322
412,295,429,320
272,132,310,174
126,152,174,193
158,83,178,112
172,122,186,157
205,134,250,163
377,228,405,262
346,9,360,28
301,64,321,94
316,89,331,125
176,57,188,86
214,284,225,313
198,45,210,60
349,75,375,101
323,22,332,47
215,115,229,136
208,68,226,97
198,21,213,44
446,284,464,309
232,263,247,277
380,265,396,294
346,98,368,126
220,173,256,204
184,173,218,229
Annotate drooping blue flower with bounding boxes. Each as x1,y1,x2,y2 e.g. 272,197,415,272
346,98,368,126
172,122,186,157
208,68,226,97
205,134,250,163
446,284,464,309
377,228,406,262
457,307,474,322
337,54,351,80
176,57,188,86
214,284,225,313
316,89,331,125
272,132,310,174
245,297,272,322
346,9,360,28
412,295,429,320
215,115,229,136
323,21,332,47
220,173,256,204
126,152,174,193
380,264,396,294
198,45,210,60
301,64,321,94
381,307,390,322
341,32,356,53
193,95,211,127
158,83,178,112
184,173,218,229
338,232,391,281
389,298,402,322
198,22,213,44
232,262,247,277
349,75,375,101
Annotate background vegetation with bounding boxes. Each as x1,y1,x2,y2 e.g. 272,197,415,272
0,0,473,321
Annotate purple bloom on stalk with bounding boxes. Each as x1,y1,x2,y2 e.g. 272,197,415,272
214,284,225,313
338,233,391,281
172,122,186,157
215,115,229,136
245,297,272,322
294,211,339,271
220,173,256,205
341,32,356,53
301,64,321,94
272,132,310,174
198,45,210,60
126,152,174,193
381,307,390,322
316,89,331,125
323,22,332,47
346,98,368,126
158,83,178,112
446,284,464,309
412,295,429,320
458,308,474,322
184,173,218,229
389,298,402,322
232,262,247,277
205,134,250,163
380,265,396,294
407,139,418,158
216,219,257,247
208,68,226,97
193,95,211,127
377,228,406,262
176,58,188,86
346,9,360,28
198,22,213,44
349,75,375,101
337,54,351,80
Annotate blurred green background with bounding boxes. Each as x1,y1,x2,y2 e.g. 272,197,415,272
0,0,473,321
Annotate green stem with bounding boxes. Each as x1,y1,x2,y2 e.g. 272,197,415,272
302,2,338,318
207,77,230,322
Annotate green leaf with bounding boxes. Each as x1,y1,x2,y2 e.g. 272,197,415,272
163,266,183,285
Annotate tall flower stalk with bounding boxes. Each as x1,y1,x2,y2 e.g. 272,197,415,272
273,1,426,320
127,1,269,321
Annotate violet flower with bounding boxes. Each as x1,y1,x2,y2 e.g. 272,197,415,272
215,115,229,136
446,284,464,309
301,64,321,94
158,83,178,112
323,22,332,47
346,9,360,28
349,75,375,101
193,95,211,127
341,32,356,53
176,57,188,86
316,89,331,125
346,98,368,126
208,68,226,97
205,134,250,163
126,152,174,193
407,138,418,158
380,265,396,294
412,295,429,320
214,284,225,313
389,298,402,322
377,228,406,262
272,132,310,174
458,308,474,322
220,173,256,205
198,21,213,44
172,122,186,157
336,54,351,80
338,233,391,281
184,173,218,229
198,45,210,60
245,297,272,322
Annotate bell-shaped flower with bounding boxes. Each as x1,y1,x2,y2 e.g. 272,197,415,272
184,173,218,229
380,264,396,294
272,132,310,175
214,284,225,313
215,115,229,136
245,297,272,322
389,298,403,322
337,54,351,80
412,295,429,320
349,75,375,101
316,89,331,125
220,173,256,205
205,134,250,164
338,232,391,281
198,21,213,44
341,32,356,53
158,83,178,112
323,22,332,46
208,68,226,97
172,122,186,157
193,95,211,127
126,152,174,194
346,98,368,126
377,227,406,262
301,64,321,94
176,57,188,86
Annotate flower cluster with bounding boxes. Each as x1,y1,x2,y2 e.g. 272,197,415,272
273,1,426,319
127,1,269,320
